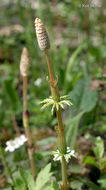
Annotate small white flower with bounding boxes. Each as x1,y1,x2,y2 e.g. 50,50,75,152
5,141,16,152
5,134,27,152
34,78,42,87
53,152,61,161
53,147,76,163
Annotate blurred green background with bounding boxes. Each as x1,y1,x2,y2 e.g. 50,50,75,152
0,0,106,189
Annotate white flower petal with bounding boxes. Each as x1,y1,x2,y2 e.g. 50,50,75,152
20,135,27,142
67,149,71,153
5,147,9,152
34,78,42,87
56,156,61,161
71,150,75,154
6,141,10,146
9,146,15,152
5,134,27,152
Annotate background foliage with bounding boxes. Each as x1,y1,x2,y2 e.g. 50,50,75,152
0,0,106,189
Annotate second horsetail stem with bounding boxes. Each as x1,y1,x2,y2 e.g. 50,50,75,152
20,47,36,180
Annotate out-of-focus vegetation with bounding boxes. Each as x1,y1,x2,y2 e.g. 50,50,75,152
0,0,106,189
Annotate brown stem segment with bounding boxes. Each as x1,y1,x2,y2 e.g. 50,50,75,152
23,76,28,112
11,113,20,136
45,50,68,190
23,76,36,180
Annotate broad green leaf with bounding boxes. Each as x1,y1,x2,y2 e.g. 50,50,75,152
85,181,100,190
64,42,87,92
70,77,98,112
80,178,100,190
70,180,83,190
44,186,53,190
19,169,35,190
98,175,106,188
83,156,98,167
66,111,84,148
93,137,104,162
36,150,51,158
35,163,52,190
69,164,83,174
14,178,26,190
43,181,60,190
37,137,57,146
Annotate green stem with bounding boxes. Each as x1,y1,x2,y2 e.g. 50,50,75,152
62,157,68,190
56,110,66,153
56,110,68,190
45,50,68,190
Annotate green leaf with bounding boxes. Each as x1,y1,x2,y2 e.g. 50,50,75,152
86,181,100,190
93,137,104,162
98,175,106,188
69,164,83,174
101,160,106,169
35,163,52,190
14,178,26,190
80,178,100,190
19,169,35,190
70,77,98,112
89,46,100,58
66,111,84,148
43,180,60,190
70,180,83,190
51,181,60,190
37,137,57,146
43,186,53,190
64,42,87,92
83,156,98,167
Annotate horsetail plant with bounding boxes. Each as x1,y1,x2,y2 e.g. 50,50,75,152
35,18,75,190
20,47,36,180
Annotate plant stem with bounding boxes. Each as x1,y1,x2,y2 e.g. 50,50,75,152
23,76,36,180
45,50,68,190
23,76,28,112
56,110,66,153
11,113,20,136
61,157,68,190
